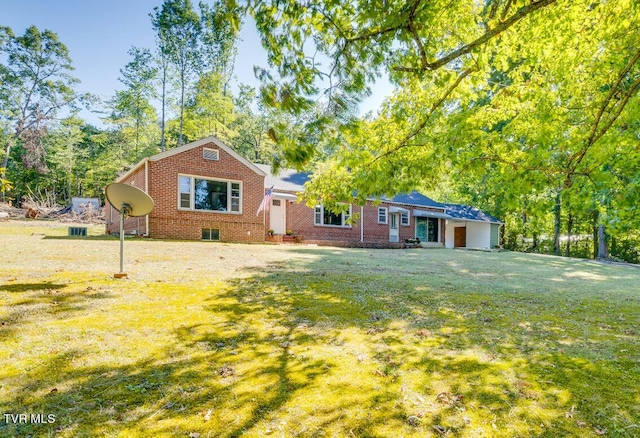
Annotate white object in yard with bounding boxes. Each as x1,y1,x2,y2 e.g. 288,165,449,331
71,197,100,213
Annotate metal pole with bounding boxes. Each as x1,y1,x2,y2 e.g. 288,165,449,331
119,211,125,274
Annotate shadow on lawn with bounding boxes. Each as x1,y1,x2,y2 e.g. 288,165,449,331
1,249,638,437
0,282,113,341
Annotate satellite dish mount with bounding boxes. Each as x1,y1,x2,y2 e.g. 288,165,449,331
105,183,155,278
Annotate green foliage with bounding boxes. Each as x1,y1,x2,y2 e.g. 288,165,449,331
0,167,11,193
0,25,82,176
247,0,640,261
182,72,236,143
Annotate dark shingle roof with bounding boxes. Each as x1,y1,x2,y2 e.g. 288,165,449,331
385,191,445,209
255,164,310,192
444,203,503,224
255,163,502,223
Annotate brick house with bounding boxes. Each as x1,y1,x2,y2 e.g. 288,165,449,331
106,136,502,248
259,165,503,249
105,136,266,242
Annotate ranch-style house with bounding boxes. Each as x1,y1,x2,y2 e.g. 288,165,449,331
105,136,503,248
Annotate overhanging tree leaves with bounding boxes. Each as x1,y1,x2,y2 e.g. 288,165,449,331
246,0,640,259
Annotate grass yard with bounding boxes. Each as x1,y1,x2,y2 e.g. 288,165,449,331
1,220,639,437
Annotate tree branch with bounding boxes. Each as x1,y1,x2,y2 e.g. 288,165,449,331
370,67,475,164
393,0,556,73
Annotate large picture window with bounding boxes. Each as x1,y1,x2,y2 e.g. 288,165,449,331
314,205,351,227
416,217,439,242
179,175,241,213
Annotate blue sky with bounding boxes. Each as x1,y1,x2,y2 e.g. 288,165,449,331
3,0,390,126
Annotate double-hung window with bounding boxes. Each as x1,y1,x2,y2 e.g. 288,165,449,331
401,211,410,226
314,204,351,227
378,207,388,224
179,175,241,213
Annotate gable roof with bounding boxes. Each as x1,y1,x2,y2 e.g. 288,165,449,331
117,136,266,183
149,136,266,176
444,203,503,224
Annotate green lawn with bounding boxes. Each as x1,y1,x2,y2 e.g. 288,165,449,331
1,220,639,437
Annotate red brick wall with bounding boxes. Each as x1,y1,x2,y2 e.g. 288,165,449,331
146,143,265,242
278,197,446,246
105,164,148,236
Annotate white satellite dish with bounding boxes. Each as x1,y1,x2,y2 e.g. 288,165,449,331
105,183,155,278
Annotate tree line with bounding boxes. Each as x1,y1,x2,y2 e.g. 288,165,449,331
2,0,639,263
0,0,282,209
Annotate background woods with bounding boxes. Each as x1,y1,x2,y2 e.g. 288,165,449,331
1,0,640,262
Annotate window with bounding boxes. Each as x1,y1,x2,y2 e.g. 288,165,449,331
314,205,351,227
378,207,388,224
202,228,220,241
401,211,410,226
179,176,191,209
416,217,439,242
178,175,241,213
272,199,281,207
203,148,219,161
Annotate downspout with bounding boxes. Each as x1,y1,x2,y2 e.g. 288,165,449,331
145,159,149,237
360,206,364,242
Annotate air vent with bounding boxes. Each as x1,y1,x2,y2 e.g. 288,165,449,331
68,227,87,236
203,148,219,161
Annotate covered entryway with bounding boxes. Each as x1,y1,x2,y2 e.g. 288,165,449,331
454,227,467,248
388,206,409,243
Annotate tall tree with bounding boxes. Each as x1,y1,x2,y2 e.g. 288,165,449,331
151,0,200,146
0,25,81,181
199,0,241,82
182,72,236,143
232,85,276,162
114,47,159,158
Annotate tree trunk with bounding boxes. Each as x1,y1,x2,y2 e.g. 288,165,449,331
565,212,573,257
532,231,539,252
597,224,609,259
178,71,185,146
553,191,561,255
592,210,599,259
160,66,167,151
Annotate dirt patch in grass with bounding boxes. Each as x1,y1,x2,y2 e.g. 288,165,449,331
1,220,639,437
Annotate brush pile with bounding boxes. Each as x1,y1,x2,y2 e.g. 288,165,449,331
0,199,104,224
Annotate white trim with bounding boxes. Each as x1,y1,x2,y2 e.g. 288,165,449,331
378,207,388,224
115,158,148,183
360,206,364,242
145,160,149,236
400,211,410,226
272,192,298,201
447,218,503,225
314,204,352,228
413,209,452,219
202,147,220,161
178,173,243,214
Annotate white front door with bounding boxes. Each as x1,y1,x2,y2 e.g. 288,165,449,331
389,213,399,243
269,199,286,234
